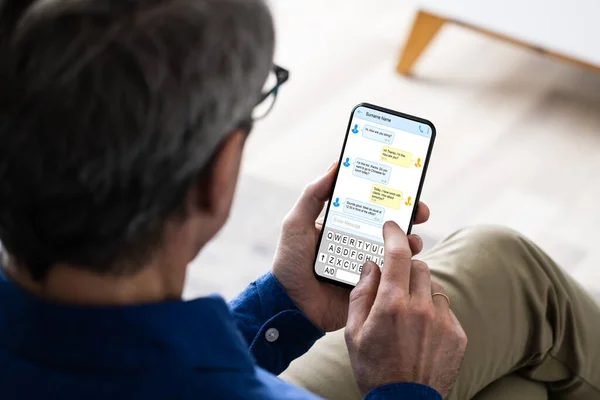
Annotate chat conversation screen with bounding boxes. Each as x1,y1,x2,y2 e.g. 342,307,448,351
315,105,433,285
362,125,394,144
344,199,385,222
370,184,403,209
380,146,413,167
352,159,391,185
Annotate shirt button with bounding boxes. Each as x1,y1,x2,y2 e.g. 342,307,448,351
265,327,279,342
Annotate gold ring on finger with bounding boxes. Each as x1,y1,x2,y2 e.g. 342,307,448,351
432,292,450,307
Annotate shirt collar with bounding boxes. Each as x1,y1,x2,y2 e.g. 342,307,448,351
0,267,254,373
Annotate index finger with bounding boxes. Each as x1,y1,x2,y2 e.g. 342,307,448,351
377,221,413,298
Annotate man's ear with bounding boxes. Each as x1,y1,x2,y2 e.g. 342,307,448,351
200,131,246,221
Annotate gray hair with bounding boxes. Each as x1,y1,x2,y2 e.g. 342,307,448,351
0,0,275,279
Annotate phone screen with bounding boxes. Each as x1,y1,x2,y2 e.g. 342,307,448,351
314,103,435,287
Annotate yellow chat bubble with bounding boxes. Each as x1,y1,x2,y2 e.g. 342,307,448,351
380,146,413,168
370,184,404,209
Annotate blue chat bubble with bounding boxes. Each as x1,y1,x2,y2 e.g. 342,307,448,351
362,125,394,144
343,199,385,223
352,158,391,185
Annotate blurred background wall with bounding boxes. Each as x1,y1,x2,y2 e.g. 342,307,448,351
185,0,600,302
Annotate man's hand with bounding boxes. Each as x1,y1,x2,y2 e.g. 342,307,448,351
345,221,467,397
272,163,430,332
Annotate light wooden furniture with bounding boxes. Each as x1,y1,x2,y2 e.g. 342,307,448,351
398,1,600,75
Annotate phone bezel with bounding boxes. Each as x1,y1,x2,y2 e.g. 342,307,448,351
312,102,437,289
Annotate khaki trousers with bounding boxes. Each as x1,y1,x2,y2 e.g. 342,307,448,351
281,226,600,399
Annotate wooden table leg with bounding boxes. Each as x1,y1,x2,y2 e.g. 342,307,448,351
396,10,446,75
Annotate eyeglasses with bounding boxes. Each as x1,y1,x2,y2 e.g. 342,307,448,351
251,65,289,120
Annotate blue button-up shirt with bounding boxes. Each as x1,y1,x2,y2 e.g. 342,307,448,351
0,265,440,399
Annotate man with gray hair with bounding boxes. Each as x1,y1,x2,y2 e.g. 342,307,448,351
1,0,599,399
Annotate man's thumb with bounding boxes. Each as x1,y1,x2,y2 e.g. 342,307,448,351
287,163,337,225
347,261,381,332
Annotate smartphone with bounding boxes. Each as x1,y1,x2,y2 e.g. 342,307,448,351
313,103,436,288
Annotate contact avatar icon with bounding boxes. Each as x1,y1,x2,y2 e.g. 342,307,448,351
351,124,359,134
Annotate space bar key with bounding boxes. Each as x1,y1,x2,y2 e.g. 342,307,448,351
336,268,360,284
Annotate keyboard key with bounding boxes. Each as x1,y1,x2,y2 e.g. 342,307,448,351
336,268,359,285
317,228,392,285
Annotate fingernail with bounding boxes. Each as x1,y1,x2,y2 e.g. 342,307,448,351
361,262,372,278
383,221,396,230
326,162,337,172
